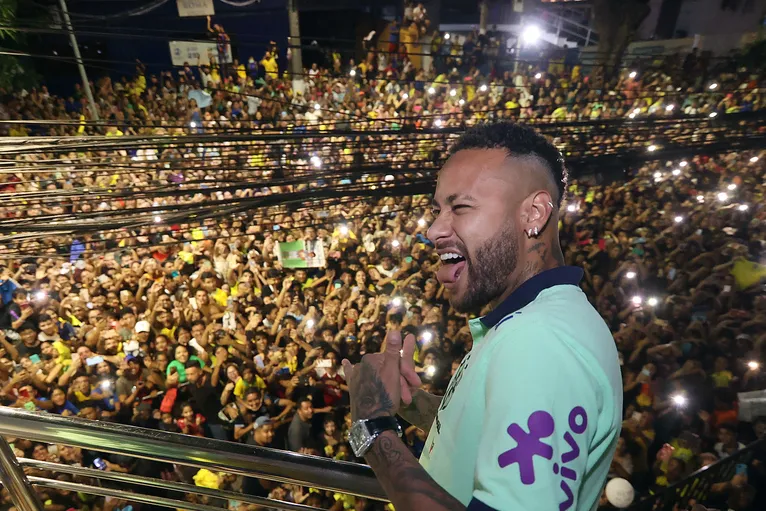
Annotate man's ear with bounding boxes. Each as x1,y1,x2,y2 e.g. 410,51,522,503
521,190,555,234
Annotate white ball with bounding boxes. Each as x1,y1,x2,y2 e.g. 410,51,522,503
605,478,635,508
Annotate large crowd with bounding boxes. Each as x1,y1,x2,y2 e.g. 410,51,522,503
0,18,765,511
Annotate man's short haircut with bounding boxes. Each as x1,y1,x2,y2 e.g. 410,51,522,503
449,122,568,206
201,271,215,280
38,313,53,323
184,359,203,371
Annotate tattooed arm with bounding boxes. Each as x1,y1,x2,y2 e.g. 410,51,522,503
365,431,465,511
397,389,442,433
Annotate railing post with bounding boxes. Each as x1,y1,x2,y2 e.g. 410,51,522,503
0,437,44,511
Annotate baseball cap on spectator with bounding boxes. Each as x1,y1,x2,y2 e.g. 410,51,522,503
135,321,151,333
125,354,143,366
254,416,272,429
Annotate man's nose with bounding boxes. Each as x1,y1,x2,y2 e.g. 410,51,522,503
427,212,451,245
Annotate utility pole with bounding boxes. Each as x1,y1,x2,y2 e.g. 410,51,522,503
58,0,99,120
287,0,305,95
479,0,489,35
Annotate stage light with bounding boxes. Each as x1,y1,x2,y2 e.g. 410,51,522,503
521,25,541,45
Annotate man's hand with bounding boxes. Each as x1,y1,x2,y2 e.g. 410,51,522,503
342,330,419,421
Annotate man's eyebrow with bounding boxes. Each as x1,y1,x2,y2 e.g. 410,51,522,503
445,194,477,204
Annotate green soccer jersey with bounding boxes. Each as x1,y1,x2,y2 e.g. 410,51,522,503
419,267,622,511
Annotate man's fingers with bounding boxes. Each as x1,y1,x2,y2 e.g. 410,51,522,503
383,330,403,360
341,359,353,386
400,375,413,405
400,333,422,389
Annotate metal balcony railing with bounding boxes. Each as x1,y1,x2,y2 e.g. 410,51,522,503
0,407,387,511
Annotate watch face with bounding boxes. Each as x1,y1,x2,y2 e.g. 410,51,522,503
349,421,373,457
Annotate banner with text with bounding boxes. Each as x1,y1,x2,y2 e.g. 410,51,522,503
176,0,214,17
169,40,232,66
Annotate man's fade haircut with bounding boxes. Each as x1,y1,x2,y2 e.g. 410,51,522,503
449,122,568,206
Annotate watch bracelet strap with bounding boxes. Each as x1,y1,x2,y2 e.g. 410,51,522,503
365,416,402,437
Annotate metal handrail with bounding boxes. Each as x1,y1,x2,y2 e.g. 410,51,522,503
18,458,316,511
0,408,387,511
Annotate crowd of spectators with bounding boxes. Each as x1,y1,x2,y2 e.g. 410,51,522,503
0,22,765,511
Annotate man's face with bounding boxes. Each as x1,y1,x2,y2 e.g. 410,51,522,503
429,149,524,312
20,329,37,346
255,424,274,446
39,319,57,335
246,392,263,410
298,401,313,420
185,366,201,384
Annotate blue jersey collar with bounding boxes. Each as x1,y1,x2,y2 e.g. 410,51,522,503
480,266,584,328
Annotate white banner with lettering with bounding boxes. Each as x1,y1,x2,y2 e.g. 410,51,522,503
169,40,232,66
176,0,214,17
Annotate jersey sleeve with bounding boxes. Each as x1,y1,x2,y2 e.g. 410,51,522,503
469,325,602,511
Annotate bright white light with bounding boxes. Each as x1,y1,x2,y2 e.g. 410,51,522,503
738,204,749,211
626,271,636,280
727,183,737,191
154,215,162,223
748,361,760,370
189,121,197,128
479,84,488,92
647,297,658,307
427,87,435,95
384,174,394,181
697,195,705,203
750,156,759,163
310,155,322,168
628,112,636,119
458,99,465,106
566,204,577,212
421,331,433,343
665,104,675,112
717,192,729,201
391,297,403,308
392,240,400,248
449,89,457,97
425,365,436,377
653,171,662,179
708,82,718,90
631,296,642,306
434,118,443,128
402,93,409,100
672,394,687,407
306,319,315,329
633,108,641,115
349,69,356,77
521,25,541,45
339,225,349,236
679,161,688,167
417,218,426,227
647,144,657,152
629,71,637,79
535,72,542,80
672,169,681,176
674,215,683,224
709,112,718,118
444,33,450,40
34,290,47,301
314,103,321,111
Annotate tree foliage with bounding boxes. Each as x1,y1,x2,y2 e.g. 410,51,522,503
592,0,650,84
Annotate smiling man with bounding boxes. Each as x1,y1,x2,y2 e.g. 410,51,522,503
343,123,622,511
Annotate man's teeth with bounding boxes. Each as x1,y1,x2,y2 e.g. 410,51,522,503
440,253,463,261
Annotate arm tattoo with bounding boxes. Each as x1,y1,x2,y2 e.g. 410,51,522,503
397,389,442,433
366,431,465,511
351,360,394,421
